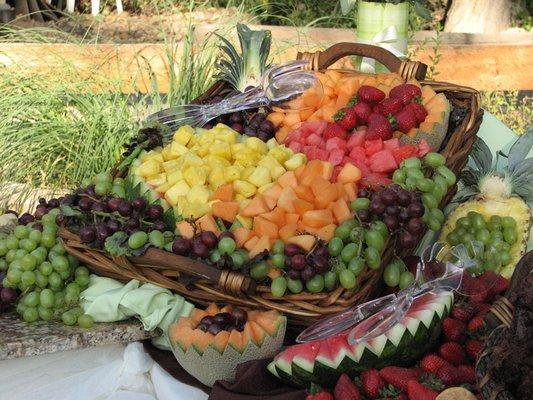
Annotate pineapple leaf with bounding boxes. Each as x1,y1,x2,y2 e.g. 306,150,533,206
471,137,493,174
460,167,482,187
508,127,533,174
452,186,478,203
511,159,533,202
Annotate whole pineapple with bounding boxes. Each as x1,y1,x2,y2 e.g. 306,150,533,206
439,129,532,278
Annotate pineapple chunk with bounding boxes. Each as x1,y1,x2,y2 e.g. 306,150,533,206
259,156,286,180
174,196,188,215
182,203,210,219
141,150,164,163
234,149,260,167
138,159,161,177
205,155,230,167
269,146,290,163
245,137,268,154
196,144,210,157
187,185,210,204
209,166,226,188
161,147,178,161
284,153,307,171
240,166,256,181
266,137,278,150
225,166,242,182
183,166,208,187
258,182,275,194
235,194,247,202
162,160,181,173
231,143,246,156
155,182,173,194
146,173,167,187
209,142,232,160
234,180,257,198
236,214,253,229
167,170,184,185
247,166,272,188
164,180,190,205
181,153,204,168
216,129,238,144
173,125,194,145
170,142,189,157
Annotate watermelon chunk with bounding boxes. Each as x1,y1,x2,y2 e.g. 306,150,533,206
285,129,304,143
360,172,392,190
346,131,366,149
307,134,324,147
303,121,328,136
368,150,398,173
348,147,367,165
307,147,329,161
383,138,400,150
392,145,417,165
328,149,345,166
288,141,303,153
326,137,347,152
417,139,431,156
364,139,384,156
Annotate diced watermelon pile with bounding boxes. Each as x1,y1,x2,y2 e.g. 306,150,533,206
284,122,431,185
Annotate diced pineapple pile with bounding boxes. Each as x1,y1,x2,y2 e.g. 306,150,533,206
132,124,306,218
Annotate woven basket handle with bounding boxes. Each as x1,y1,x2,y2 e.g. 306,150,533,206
297,43,428,81
132,248,256,295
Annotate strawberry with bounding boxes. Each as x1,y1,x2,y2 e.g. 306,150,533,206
471,302,491,316
323,123,348,141
404,102,428,124
442,318,466,342
307,392,334,400
334,107,359,130
462,274,493,303
467,316,486,333
361,369,384,398
457,365,476,384
352,102,373,124
366,113,393,140
420,354,450,374
436,364,463,386
465,339,483,360
375,98,403,117
480,271,509,295
406,381,438,400
334,373,362,400
392,108,418,134
357,85,386,105
439,342,466,365
451,304,475,323
389,84,422,105
379,367,422,392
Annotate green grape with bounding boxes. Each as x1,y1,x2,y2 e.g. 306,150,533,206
271,254,285,269
39,289,55,308
209,249,221,263
324,271,338,291
433,174,448,192
431,185,445,203
370,221,388,239
128,231,148,249
75,274,90,288
0,241,7,257
342,220,359,231
31,247,48,264
404,176,418,191
500,251,511,266
95,181,112,196
349,227,364,244
15,249,28,259
427,218,441,232
61,311,78,326
24,291,40,307
500,242,511,252
218,237,236,255
430,209,445,225
230,252,246,268
328,237,344,257
436,165,456,186
5,249,17,263
21,271,36,286
6,235,19,250
423,152,446,168
38,305,53,321
392,168,406,184
406,167,425,181
0,259,6,271
456,217,471,230
271,240,285,255
59,269,71,280
54,291,65,309
7,268,22,284
399,271,415,289
334,224,352,241
341,243,359,263
94,171,113,183
29,230,42,243
42,225,58,235
111,185,126,198
401,157,422,170
148,230,165,248
306,274,325,293
14,225,29,239
70,307,84,317
67,254,79,269
488,215,502,230
250,262,269,280
364,247,381,269
364,230,385,251
78,314,95,329
501,216,516,229
48,272,63,289
237,250,249,264
40,232,56,249
41,214,56,226
23,307,39,323
339,269,356,289
64,291,79,306
113,177,125,186
422,193,438,210
51,242,66,255
10,258,23,270
350,198,370,212
503,227,517,244
490,230,504,240
48,208,60,218
35,271,48,288
416,178,435,193
461,233,474,245
287,278,304,294
348,257,365,276
52,256,70,272
21,254,37,271
471,215,486,231
16,302,26,315
66,282,80,295
383,261,401,287
271,276,287,297
164,242,173,252
475,229,491,244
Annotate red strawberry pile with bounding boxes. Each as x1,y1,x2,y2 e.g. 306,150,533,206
306,271,509,400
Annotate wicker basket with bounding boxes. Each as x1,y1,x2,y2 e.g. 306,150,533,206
59,43,483,327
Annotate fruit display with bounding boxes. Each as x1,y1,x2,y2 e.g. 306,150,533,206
169,303,286,386
439,134,532,278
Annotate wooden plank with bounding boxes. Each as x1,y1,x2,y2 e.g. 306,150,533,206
1,26,531,92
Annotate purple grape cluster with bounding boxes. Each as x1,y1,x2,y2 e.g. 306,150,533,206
0,271,18,313
284,242,329,282
122,125,164,158
357,184,426,249
198,308,247,335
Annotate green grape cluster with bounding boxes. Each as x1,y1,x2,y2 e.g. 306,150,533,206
81,171,125,198
383,259,415,289
445,212,518,274
0,211,94,328
392,153,456,232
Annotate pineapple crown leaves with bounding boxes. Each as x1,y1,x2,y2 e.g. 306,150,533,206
340,0,431,20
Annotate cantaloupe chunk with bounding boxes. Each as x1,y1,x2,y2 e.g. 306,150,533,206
244,236,259,252
320,162,334,181
267,112,285,128
267,267,282,280
278,171,298,189
307,109,323,122
311,178,338,207
279,223,298,241
212,330,231,354
302,209,334,228
176,220,195,239
212,201,239,222
227,329,244,353
284,213,299,225
277,187,298,213
212,183,234,202
337,163,362,184
190,309,208,324
334,182,347,200
241,195,270,217
294,185,315,203
253,216,279,239
322,105,337,123
421,85,437,105
249,235,271,258
248,320,268,347
196,214,220,235
300,160,325,186
263,195,278,210
283,112,301,128
317,224,336,241
263,183,283,200
297,220,319,235
300,108,314,121
192,331,216,354
332,198,352,223
261,207,286,227
287,235,316,252
275,126,291,143
220,305,234,313
205,303,220,315
233,227,253,248
254,314,281,337
344,183,357,201
293,198,314,215
170,324,194,351
294,165,306,181
325,69,343,82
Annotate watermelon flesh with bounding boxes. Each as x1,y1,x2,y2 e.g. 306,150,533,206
269,291,454,388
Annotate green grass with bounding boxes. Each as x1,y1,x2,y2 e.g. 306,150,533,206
481,91,532,135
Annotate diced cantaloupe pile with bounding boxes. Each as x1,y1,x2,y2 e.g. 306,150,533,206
268,71,406,142
132,124,307,219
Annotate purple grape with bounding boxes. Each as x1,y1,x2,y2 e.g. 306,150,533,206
358,188,371,198
399,231,417,248
229,113,244,124
369,200,385,215
201,231,218,249
406,218,424,234
284,244,301,257
38,197,47,205
132,198,147,212
357,210,371,222
55,214,66,225
79,226,96,243
300,266,316,281
0,287,18,304
403,255,421,274
172,238,191,255
213,312,234,326
398,209,410,223
383,215,399,231
311,256,329,273
78,197,93,211
218,231,235,241
389,184,402,193
32,223,43,232
314,245,329,258
287,269,300,280
257,130,270,142
34,205,48,220
125,218,140,230
231,308,247,324
152,221,166,232
260,120,275,134
200,316,214,326
192,241,209,259
381,190,397,206
410,191,422,202
397,191,411,207
231,123,244,133
85,185,96,196
208,323,222,335
92,202,108,213
147,205,163,220
48,198,60,208
18,213,35,225
385,205,399,216
407,203,424,218
244,126,256,136
118,201,133,217
197,323,209,332
291,254,306,270
106,219,121,233
107,197,123,212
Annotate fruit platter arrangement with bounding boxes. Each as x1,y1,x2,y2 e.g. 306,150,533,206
1,24,531,400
